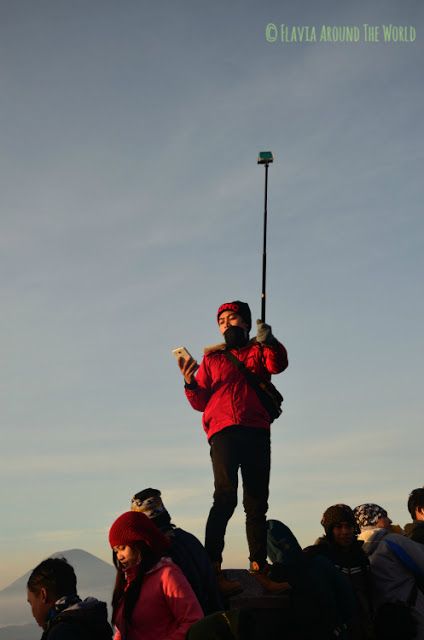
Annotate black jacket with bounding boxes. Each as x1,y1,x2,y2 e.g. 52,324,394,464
167,526,223,615
305,538,374,640
405,520,424,545
41,597,112,640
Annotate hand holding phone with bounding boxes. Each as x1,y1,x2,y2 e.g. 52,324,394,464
172,347,192,361
172,346,198,384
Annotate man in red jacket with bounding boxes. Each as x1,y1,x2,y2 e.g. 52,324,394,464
178,300,288,595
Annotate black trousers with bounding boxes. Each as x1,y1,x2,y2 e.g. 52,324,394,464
204,426,271,566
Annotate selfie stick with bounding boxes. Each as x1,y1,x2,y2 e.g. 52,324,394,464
257,151,274,323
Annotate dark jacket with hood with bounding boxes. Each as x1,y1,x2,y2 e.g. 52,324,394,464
405,520,424,545
166,526,223,615
305,537,374,640
267,520,353,639
41,595,112,640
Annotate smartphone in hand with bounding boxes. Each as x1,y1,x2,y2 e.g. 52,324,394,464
171,346,192,361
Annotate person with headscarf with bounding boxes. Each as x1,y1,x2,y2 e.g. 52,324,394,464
353,503,393,556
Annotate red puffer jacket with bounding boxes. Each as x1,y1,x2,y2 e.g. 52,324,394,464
185,340,288,440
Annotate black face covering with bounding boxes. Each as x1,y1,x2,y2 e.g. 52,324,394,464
224,325,249,349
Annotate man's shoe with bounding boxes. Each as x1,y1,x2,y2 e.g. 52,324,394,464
249,561,291,594
213,562,243,597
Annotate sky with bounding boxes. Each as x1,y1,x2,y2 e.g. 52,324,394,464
1,0,423,591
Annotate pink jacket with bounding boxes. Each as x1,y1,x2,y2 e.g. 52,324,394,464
113,558,203,640
185,339,288,440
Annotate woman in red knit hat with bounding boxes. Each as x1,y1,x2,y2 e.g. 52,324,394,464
109,511,203,640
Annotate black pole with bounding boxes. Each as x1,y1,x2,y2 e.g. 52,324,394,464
261,162,269,323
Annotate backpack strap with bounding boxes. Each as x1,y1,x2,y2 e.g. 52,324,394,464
223,350,259,384
223,350,283,422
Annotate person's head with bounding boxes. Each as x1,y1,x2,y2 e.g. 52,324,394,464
321,504,357,548
131,488,172,532
353,503,392,530
407,488,424,521
217,301,251,349
109,510,171,571
27,558,77,628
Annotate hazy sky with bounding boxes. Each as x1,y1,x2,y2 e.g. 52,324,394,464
1,0,423,590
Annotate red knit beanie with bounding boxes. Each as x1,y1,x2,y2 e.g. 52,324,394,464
217,301,252,331
108,511,171,556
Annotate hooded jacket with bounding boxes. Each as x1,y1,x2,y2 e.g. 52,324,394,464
41,596,112,640
185,339,288,440
405,520,424,545
165,526,223,615
113,558,203,640
370,533,424,637
306,537,374,640
267,520,353,639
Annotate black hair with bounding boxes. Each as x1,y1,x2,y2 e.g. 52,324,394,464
111,542,161,627
27,557,77,599
407,488,424,520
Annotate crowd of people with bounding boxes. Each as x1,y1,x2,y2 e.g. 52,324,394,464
26,489,424,639
25,300,424,639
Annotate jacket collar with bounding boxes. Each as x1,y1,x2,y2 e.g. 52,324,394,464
204,338,257,355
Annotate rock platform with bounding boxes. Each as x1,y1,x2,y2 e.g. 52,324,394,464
221,569,292,639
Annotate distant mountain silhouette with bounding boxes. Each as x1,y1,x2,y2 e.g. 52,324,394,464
0,623,38,640
0,548,114,630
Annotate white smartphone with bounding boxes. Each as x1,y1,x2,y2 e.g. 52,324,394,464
172,346,192,361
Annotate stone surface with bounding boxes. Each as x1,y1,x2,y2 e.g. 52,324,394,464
223,569,291,610
216,571,293,640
